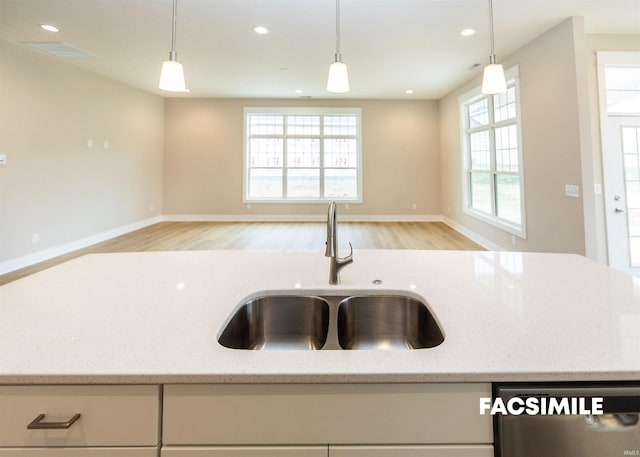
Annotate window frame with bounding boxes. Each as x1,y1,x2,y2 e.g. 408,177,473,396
243,106,363,203
459,65,527,238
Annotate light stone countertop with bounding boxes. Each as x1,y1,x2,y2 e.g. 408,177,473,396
0,249,639,384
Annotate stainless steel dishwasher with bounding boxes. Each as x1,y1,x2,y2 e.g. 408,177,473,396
496,383,640,457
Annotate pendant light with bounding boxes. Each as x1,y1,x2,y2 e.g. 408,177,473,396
327,0,349,93
159,0,189,92
481,0,506,94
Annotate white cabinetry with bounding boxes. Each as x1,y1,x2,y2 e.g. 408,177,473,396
0,449,157,456
162,446,327,456
0,385,159,456
162,383,493,456
162,445,493,457
331,445,493,457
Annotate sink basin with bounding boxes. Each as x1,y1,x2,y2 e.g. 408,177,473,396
218,293,444,351
337,295,444,350
218,295,330,350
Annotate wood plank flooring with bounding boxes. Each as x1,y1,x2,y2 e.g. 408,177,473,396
0,221,483,285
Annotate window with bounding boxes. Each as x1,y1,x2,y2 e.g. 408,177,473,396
460,66,525,237
604,66,640,115
244,107,362,202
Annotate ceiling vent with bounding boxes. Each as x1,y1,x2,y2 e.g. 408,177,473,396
21,42,94,59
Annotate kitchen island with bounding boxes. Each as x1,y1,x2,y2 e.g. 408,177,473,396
1,249,638,384
0,250,638,456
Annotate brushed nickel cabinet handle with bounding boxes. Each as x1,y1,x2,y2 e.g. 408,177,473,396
27,413,81,429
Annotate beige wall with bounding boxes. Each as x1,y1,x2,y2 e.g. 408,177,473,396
164,98,440,218
440,17,588,254
0,41,165,264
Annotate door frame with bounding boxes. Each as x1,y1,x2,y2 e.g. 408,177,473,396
597,51,640,275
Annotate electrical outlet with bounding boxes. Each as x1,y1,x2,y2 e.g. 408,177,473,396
87,139,94,148
103,140,110,149
31,233,39,244
149,204,155,213
0,154,6,166
411,203,417,210
565,184,580,198
594,183,602,195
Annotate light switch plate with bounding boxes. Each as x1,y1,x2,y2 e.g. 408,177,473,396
565,184,580,198
0,154,6,165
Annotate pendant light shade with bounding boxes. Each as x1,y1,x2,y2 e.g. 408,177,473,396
481,0,506,94
327,0,349,93
482,61,506,95
159,57,188,92
159,0,189,92
327,57,350,93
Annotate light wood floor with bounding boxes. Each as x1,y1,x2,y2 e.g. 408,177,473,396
0,221,483,285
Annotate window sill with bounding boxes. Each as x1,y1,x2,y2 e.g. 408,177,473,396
243,197,362,204
463,208,526,239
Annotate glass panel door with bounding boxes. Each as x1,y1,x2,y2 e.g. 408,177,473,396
623,127,640,266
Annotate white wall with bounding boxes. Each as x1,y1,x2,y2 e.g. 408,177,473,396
0,41,165,268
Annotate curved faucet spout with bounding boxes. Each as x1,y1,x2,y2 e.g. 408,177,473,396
325,201,353,285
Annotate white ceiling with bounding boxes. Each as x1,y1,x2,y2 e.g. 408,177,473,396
1,0,639,99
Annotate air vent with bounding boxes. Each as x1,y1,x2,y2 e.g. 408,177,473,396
21,42,94,59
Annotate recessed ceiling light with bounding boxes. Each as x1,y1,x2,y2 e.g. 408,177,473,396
40,24,59,32
253,26,269,35
295,89,303,94
460,28,476,37
405,89,414,95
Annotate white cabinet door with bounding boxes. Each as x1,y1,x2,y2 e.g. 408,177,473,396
330,445,494,457
162,446,327,457
163,383,492,445
0,448,158,457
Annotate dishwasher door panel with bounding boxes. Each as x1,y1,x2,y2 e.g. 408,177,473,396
499,413,640,457
496,384,640,457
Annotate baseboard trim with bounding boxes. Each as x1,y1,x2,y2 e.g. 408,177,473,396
163,213,443,222
441,216,505,251
0,216,164,275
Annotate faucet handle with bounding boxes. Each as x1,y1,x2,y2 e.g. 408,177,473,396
338,242,354,264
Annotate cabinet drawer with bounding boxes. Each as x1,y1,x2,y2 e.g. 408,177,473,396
0,448,158,456
163,383,492,445
331,445,494,457
162,446,327,456
0,385,160,447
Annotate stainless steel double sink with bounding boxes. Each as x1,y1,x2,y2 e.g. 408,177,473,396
218,293,445,351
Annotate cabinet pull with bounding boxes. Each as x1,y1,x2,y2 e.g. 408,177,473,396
27,413,81,429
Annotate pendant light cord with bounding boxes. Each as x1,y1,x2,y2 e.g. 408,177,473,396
335,0,341,59
170,0,178,58
488,0,496,64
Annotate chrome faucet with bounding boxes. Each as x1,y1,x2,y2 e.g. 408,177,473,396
325,201,353,285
